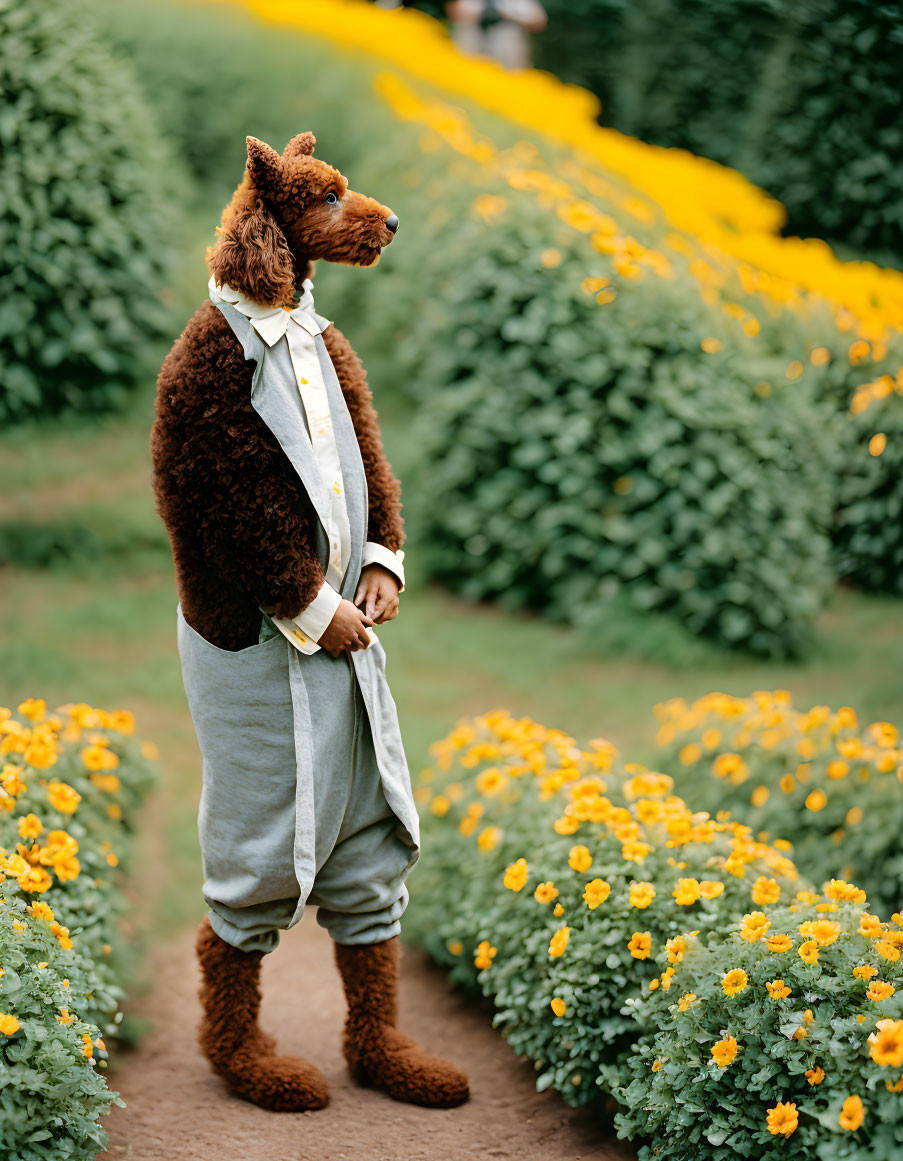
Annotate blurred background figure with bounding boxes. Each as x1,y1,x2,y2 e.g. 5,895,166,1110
447,0,547,69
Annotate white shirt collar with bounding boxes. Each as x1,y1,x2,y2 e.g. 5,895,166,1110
209,275,331,347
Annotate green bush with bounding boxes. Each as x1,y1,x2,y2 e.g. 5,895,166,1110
655,691,903,916
616,895,903,1161
406,710,800,1100
0,0,181,423
835,387,903,594
0,698,156,1156
401,200,838,657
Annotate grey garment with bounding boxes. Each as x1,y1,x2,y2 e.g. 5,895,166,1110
179,608,413,952
175,296,420,952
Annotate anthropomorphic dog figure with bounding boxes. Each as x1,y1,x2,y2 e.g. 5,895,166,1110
151,132,469,1111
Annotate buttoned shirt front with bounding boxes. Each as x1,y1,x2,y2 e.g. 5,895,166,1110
209,276,405,654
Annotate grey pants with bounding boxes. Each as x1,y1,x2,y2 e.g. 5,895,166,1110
182,608,413,954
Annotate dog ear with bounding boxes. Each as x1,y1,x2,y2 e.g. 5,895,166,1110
283,132,316,159
206,185,296,308
246,136,283,194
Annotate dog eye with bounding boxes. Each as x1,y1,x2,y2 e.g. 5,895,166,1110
325,192,338,205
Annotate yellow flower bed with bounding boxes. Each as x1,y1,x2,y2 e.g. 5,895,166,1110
0,698,156,1159
408,704,903,1157
656,690,903,913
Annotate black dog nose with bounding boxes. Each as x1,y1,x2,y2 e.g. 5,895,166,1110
385,213,399,234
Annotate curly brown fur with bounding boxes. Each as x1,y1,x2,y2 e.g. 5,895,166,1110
196,917,329,1111
334,937,470,1108
152,133,403,651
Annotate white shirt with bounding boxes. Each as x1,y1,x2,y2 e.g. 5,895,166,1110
209,276,405,654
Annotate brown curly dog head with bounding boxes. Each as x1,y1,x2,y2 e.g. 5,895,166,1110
207,132,398,309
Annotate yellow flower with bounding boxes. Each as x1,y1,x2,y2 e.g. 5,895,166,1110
839,1095,865,1132
477,825,501,852
550,997,567,1017
553,902,564,917
18,699,46,722
17,865,52,894
568,844,592,873
0,1013,20,1036
713,753,747,782
90,773,121,793
711,1036,737,1068
766,979,791,999
672,878,701,906
81,744,118,772
475,767,507,797
665,935,686,964
860,914,884,938
700,337,722,354
22,741,57,770
867,981,895,1003
825,879,867,904
56,1008,75,1026
808,919,841,946
446,939,463,956
621,840,650,862
474,940,497,970
699,880,724,899
854,964,878,980
875,939,901,963
804,788,827,812
503,858,528,892
548,927,570,958
628,931,652,959
534,881,559,904
740,911,771,942
869,1020,903,1067
766,1102,798,1138
651,1058,663,1072
429,794,450,817
27,901,54,922
629,881,656,909
806,1066,825,1085
750,784,769,807
797,939,819,964
721,969,748,997
49,921,73,949
46,781,80,815
17,813,42,840
751,877,781,905
677,992,697,1011
583,878,611,910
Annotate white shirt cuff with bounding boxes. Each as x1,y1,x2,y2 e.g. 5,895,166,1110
362,542,406,592
291,580,342,643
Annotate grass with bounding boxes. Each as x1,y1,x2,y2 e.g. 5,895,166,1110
2,221,902,938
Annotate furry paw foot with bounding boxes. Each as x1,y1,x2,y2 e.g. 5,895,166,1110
216,1050,329,1112
350,1028,469,1108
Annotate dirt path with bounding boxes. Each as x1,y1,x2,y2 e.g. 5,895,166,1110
102,914,634,1161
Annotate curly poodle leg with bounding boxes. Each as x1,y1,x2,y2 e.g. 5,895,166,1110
196,916,328,1111
334,935,469,1108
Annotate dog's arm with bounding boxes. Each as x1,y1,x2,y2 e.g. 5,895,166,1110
322,324,406,588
